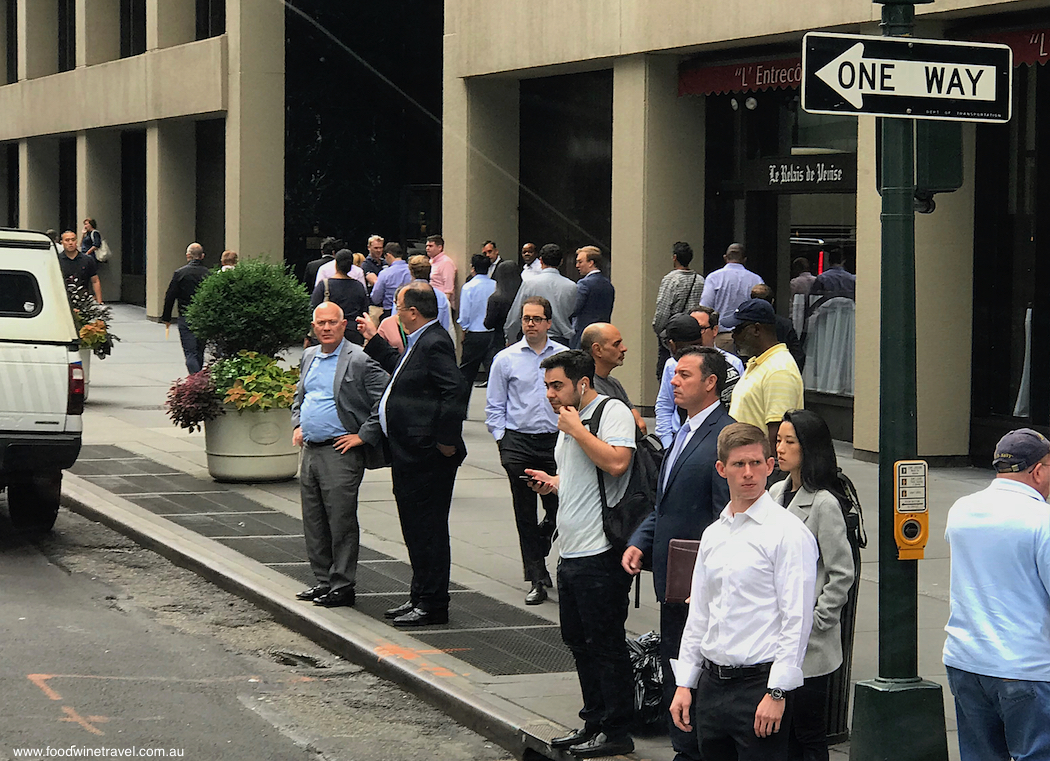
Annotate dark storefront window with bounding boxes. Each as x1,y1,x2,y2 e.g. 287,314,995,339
120,0,146,58
701,82,857,421
5,143,17,226
971,61,1050,457
58,137,76,232
120,130,147,305
58,0,75,72
518,70,613,272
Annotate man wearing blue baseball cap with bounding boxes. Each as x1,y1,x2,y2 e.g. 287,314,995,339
724,298,804,455
943,428,1050,761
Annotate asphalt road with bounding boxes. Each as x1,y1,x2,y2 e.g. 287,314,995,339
0,496,511,761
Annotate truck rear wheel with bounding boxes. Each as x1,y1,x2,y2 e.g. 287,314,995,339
7,473,61,533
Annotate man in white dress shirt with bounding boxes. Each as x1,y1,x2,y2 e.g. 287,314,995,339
670,422,817,760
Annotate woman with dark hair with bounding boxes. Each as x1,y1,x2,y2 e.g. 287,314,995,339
308,249,369,346
484,253,523,347
769,409,855,761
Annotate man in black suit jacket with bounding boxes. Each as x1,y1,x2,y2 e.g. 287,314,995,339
571,246,616,348
357,282,467,627
622,346,734,761
304,237,338,290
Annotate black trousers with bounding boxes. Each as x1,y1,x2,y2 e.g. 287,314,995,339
661,602,701,760
694,667,792,761
498,430,558,584
391,452,459,612
177,315,206,374
787,674,830,761
558,549,635,739
459,330,493,396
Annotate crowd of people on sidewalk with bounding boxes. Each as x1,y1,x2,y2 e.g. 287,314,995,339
153,231,1046,761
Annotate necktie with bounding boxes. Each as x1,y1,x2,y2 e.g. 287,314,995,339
662,422,691,491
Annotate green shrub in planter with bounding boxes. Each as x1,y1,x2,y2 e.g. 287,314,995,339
184,259,311,359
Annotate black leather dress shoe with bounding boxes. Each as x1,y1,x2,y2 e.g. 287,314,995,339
313,587,356,608
569,732,633,758
550,727,597,749
384,600,415,619
392,607,449,627
525,582,547,605
295,584,330,601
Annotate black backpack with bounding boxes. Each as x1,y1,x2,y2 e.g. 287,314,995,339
585,398,662,550
835,469,868,550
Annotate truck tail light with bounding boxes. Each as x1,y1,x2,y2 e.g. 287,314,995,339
68,361,85,415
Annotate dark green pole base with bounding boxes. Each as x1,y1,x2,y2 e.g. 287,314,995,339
849,679,949,761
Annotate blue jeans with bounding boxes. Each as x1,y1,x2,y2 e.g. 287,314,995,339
177,316,206,374
946,665,1050,761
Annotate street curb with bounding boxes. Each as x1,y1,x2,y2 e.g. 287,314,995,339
59,473,601,761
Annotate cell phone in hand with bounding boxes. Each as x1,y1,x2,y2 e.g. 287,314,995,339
518,474,536,482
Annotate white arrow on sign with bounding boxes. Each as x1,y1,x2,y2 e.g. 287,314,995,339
816,42,997,109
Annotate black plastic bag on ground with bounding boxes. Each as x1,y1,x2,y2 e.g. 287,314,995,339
628,630,663,727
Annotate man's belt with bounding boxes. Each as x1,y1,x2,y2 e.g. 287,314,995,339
304,438,337,448
702,660,773,680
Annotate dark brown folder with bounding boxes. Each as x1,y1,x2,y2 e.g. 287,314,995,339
664,539,700,604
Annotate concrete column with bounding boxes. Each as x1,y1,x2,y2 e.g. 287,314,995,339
224,0,283,261
19,137,59,231
145,120,195,318
77,0,120,67
146,0,194,51
77,130,122,301
853,119,976,460
611,54,705,408
19,0,59,80
442,11,468,269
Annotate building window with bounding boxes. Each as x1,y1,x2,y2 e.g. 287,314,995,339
120,0,146,58
58,0,75,72
58,138,76,232
196,0,225,40
5,0,16,83
5,143,17,227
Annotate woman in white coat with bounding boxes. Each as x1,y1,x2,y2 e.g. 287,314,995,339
770,409,856,761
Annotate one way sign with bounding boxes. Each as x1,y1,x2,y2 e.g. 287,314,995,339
803,33,1012,123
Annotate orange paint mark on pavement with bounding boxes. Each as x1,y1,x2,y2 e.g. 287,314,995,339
60,706,108,736
27,674,62,701
420,666,456,678
374,645,422,662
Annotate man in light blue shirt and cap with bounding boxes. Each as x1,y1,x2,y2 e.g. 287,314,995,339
943,427,1050,761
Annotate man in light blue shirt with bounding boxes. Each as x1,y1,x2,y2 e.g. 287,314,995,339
943,428,1050,761
370,243,413,317
486,295,568,604
699,242,764,350
291,302,389,609
458,253,498,400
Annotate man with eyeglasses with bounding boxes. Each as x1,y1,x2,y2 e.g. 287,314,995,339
655,310,743,447
485,296,568,604
724,298,804,458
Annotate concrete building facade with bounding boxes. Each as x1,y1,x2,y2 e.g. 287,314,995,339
443,0,1048,463
0,0,284,316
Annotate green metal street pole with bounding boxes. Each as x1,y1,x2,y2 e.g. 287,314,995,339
849,1,949,759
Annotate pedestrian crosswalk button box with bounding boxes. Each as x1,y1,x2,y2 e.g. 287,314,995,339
894,460,929,560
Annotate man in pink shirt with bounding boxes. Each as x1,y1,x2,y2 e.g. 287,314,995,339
425,235,458,312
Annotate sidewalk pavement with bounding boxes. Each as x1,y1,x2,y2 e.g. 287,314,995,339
63,304,971,760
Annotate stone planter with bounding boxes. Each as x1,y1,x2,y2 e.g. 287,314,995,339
203,406,299,483
78,348,92,402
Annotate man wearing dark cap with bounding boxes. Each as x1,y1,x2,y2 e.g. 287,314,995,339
943,428,1050,761
655,311,742,447
724,298,803,454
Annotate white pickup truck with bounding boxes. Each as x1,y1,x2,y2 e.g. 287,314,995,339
0,229,84,531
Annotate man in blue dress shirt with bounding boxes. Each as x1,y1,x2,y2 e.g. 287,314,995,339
699,242,764,351
485,296,569,604
458,253,498,401
291,302,390,608
370,242,413,319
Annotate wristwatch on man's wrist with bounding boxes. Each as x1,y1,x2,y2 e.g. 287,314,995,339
766,687,786,701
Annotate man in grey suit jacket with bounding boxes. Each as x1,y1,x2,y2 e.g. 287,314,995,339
290,302,390,608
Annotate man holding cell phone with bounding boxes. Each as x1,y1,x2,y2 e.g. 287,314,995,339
485,296,569,605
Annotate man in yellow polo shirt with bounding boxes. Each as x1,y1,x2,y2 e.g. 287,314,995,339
724,298,804,456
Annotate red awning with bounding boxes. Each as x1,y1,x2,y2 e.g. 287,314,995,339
679,56,802,97
968,28,1050,66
